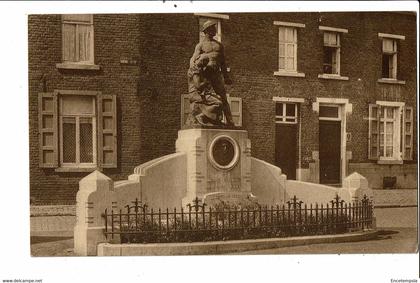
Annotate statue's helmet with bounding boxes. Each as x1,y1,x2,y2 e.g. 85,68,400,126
201,20,217,32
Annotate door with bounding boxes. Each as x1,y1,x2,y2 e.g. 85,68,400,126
275,123,297,180
319,120,341,184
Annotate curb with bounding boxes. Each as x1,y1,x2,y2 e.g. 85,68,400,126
97,230,379,256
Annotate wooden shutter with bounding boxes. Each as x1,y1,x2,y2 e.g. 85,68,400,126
368,104,380,160
402,106,413,160
38,92,58,167
181,94,190,126
98,94,117,168
228,97,242,127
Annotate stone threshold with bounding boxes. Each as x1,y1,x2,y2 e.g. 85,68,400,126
97,230,379,256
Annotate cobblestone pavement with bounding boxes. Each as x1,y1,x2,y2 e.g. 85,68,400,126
30,228,418,257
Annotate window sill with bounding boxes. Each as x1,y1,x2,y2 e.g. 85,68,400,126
55,167,98,173
318,74,349,81
377,159,403,165
377,78,406,85
274,71,305,78
56,63,100,71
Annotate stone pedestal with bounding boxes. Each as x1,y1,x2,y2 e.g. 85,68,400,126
176,128,253,206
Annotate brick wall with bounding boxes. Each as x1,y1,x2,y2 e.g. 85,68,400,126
28,12,417,204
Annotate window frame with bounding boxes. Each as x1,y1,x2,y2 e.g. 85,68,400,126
368,101,407,163
38,90,117,172
273,21,305,78
57,14,100,70
275,102,298,124
59,94,97,168
318,26,349,81
377,33,406,84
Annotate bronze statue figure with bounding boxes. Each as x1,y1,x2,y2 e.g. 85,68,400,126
186,20,235,127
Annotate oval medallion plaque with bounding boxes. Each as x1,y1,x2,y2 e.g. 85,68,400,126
208,135,240,170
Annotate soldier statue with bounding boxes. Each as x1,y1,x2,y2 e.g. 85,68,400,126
187,20,235,127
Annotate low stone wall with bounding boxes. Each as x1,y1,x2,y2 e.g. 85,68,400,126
251,157,286,205
285,180,352,204
129,152,187,209
97,230,379,256
348,163,417,189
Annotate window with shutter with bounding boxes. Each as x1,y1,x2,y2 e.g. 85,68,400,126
98,94,118,168
38,91,117,171
62,14,94,64
38,92,58,167
369,102,407,163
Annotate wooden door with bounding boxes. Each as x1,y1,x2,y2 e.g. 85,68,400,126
275,123,297,180
319,120,341,184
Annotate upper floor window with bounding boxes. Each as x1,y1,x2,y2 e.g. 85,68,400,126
318,26,349,80
377,33,405,84
273,21,305,77
381,38,397,79
323,31,340,75
62,14,93,63
57,14,99,70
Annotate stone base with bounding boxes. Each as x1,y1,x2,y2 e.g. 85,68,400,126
176,128,252,207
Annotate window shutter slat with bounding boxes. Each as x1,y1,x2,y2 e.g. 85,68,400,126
38,92,58,168
402,106,413,160
98,94,117,168
368,104,379,160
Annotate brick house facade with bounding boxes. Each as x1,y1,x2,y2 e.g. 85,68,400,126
28,12,417,205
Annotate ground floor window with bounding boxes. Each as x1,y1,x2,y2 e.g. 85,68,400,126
369,102,413,162
60,95,96,167
38,90,117,170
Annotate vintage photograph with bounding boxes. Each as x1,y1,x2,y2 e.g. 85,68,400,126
27,10,418,259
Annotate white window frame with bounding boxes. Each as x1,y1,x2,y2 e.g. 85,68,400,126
381,37,397,80
56,14,99,70
59,93,97,168
273,21,305,77
376,101,404,163
377,33,406,84
318,26,349,81
275,102,298,124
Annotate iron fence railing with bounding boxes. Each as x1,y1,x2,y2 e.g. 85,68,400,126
103,195,373,244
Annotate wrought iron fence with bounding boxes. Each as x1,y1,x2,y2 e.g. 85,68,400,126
102,195,373,244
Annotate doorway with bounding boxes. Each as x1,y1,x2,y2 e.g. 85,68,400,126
275,103,298,180
319,120,341,184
